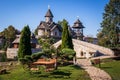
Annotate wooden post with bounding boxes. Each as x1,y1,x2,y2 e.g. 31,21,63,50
98,58,101,68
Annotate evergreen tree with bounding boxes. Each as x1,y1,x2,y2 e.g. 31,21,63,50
18,25,32,58
97,0,120,48
61,19,73,49
0,25,19,49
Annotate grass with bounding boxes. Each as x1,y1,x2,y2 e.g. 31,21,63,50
0,64,91,80
95,58,120,80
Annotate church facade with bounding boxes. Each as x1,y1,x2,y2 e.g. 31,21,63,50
37,9,62,39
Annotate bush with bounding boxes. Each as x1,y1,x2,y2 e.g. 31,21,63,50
31,52,44,61
61,48,76,60
25,55,33,62
19,58,27,65
1,53,6,62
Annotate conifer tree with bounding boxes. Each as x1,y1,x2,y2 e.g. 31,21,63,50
61,19,73,49
97,0,120,48
18,25,32,58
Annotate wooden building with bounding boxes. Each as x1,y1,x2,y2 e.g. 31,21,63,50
37,8,62,39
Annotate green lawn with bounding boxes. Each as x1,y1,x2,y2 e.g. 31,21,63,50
96,58,120,80
0,65,91,80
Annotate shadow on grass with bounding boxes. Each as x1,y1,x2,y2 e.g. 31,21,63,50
50,70,71,78
100,66,112,69
70,65,83,70
0,71,11,75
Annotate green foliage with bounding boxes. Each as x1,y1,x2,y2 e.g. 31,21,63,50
31,52,44,61
86,37,94,43
19,58,28,65
97,0,120,48
0,65,91,80
19,55,33,71
25,55,33,62
61,48,76,55
18,25,32,59
0,25,19,50
0,53,6,62
38,38,56,58
61,19,73,50
61,48,76,60
96,59,120,80
34,27,38,35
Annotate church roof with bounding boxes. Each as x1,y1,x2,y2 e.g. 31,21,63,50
12,34,38,44
38,21,50,30
72,19,85,28
45,9,54,17
38,21,62,31
74,19,81,24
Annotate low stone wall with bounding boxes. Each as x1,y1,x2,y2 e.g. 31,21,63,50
6,48,18,59
6,48,41,59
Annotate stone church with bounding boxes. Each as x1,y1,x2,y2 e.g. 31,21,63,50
37,8,62,39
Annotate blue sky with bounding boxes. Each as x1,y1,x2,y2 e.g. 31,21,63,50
0,0,109,37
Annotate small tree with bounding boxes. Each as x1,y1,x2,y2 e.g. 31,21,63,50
61,19,73,49
38,38,56,58
18,25,32,59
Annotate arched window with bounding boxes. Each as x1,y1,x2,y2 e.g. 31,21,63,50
81,51,83,56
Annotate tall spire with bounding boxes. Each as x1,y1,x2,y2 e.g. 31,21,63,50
45,6,54,23
45,6,53,17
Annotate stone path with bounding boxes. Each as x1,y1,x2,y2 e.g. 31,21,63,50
76,59,112,80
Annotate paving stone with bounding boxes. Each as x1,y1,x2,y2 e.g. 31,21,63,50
77,59,112,80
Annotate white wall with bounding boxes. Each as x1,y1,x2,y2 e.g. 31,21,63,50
38,30,44,36
51,27,61,37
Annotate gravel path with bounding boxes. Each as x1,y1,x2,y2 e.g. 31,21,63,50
76,59,112,80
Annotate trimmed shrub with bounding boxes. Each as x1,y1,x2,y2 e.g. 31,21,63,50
31,52,44,61
61,48,76,60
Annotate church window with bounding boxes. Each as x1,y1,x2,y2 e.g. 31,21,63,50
55,32,57,36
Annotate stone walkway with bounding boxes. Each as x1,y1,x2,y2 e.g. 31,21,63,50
76,59,112,80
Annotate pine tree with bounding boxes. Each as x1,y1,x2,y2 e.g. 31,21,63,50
18,25,32,58
97,0,120,48
61,19,73,49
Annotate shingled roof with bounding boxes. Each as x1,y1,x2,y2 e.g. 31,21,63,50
45,9,54,17
38,21,62,32
12,34,38,44
74,19,81,24
72,19,85,28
